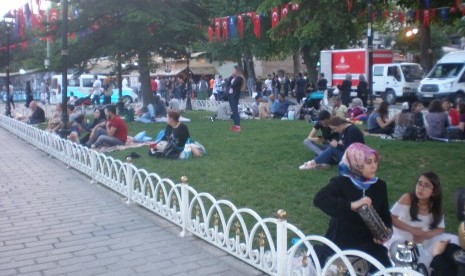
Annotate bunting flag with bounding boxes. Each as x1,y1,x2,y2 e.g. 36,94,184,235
291,2,299,11
281,4,289,19
347,0,352,13
440,7,449,21
416,10,420,22
214,18,220,41
24,3,32,29
237,14,244,38
208,26,213,42
399,12,405,24
222,17,228,40
423,10,430,25
425,0,430,9
252,13,261,39
228,16,236,39
271,7,279,28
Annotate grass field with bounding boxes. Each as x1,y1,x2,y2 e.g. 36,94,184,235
107,110,465,236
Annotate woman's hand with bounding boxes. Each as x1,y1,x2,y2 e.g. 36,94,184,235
351,196,372,211
373,228,392,244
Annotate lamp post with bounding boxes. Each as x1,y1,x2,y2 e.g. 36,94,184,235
367,0,374,113
3,15,14,117
58,0,69,137
117,52,124,114
185,46,192,110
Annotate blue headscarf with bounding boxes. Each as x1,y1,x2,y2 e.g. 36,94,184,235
338,143,379,191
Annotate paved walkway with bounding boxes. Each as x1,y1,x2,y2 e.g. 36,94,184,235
0,127,265,276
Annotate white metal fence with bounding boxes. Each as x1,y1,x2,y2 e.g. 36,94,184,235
0,114,422,276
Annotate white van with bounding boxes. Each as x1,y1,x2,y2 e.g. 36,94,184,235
50,74,138,104
372,63,423,105
417,50,465,104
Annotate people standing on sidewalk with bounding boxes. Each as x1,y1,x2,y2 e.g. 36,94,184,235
228,66,244,133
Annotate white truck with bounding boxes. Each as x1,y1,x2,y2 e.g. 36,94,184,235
417,50,465,104
372,63,423,105
320,49,423,104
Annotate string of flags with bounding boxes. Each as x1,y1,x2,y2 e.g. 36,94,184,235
208,1,465,42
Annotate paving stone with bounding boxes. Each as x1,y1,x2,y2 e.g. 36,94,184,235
0,126,264,276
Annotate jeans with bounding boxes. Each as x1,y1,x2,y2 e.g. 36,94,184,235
303,139,329,156
85,127,124,148
314,146,343,165
228,93,240,126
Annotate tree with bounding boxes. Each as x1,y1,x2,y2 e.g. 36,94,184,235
397,0,460,71
49,0,209,106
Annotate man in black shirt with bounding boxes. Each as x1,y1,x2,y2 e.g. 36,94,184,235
303,110,338,156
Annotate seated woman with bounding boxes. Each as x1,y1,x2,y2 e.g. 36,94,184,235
347,97,367,123
68,108,106,144
393,102,414,139
149,110,190,159
299,116,364,170
425,99,449,139
367,101,395,135
313,143,392,268
386,171,458,268
46,103,62,133
442,98,459,126
303,110,339,157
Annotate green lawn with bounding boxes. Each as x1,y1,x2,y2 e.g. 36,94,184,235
107,110,465,236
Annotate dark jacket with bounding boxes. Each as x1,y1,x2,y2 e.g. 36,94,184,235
314,176,392,266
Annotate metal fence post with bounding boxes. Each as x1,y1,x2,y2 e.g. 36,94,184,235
126,157,134,205
89,149,97,184
276,209,287,276
179,176,189,237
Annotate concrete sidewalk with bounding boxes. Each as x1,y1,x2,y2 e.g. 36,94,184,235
0,127,265,276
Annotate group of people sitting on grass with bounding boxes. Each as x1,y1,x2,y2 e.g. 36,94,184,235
313,142,461,275
366,98,465,141
298,96,464,274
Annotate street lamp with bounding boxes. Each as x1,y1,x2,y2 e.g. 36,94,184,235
3,14,14,117
367,0,374,112
58,0,69,137
185,46,192,110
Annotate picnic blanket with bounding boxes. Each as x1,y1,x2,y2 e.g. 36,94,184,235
98,136,152,153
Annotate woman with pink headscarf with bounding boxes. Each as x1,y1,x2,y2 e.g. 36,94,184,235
313,143,393,269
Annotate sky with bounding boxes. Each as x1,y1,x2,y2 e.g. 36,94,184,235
0,0,28,17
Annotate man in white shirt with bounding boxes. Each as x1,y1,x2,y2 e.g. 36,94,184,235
91,75,102,105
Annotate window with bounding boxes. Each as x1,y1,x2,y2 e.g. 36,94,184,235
428,63,464,78
82,78,93,88
373,67,383,76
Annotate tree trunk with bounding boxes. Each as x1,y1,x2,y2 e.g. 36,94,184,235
419,24,433,72
138,50,153,108
243,48,256,80
292,51,300,76
301,46,318,83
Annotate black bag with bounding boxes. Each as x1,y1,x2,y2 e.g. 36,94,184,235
403,126,426,141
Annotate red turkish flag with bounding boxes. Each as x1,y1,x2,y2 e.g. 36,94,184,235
214,18,221,41
423,10,430,26
208,26,213,42
271,7,279,28
253,13,261,39
222,17,228,40
399,12,405,25
281,4,289,19
347,0,352,13
291,2,299,11
237,14,243,38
